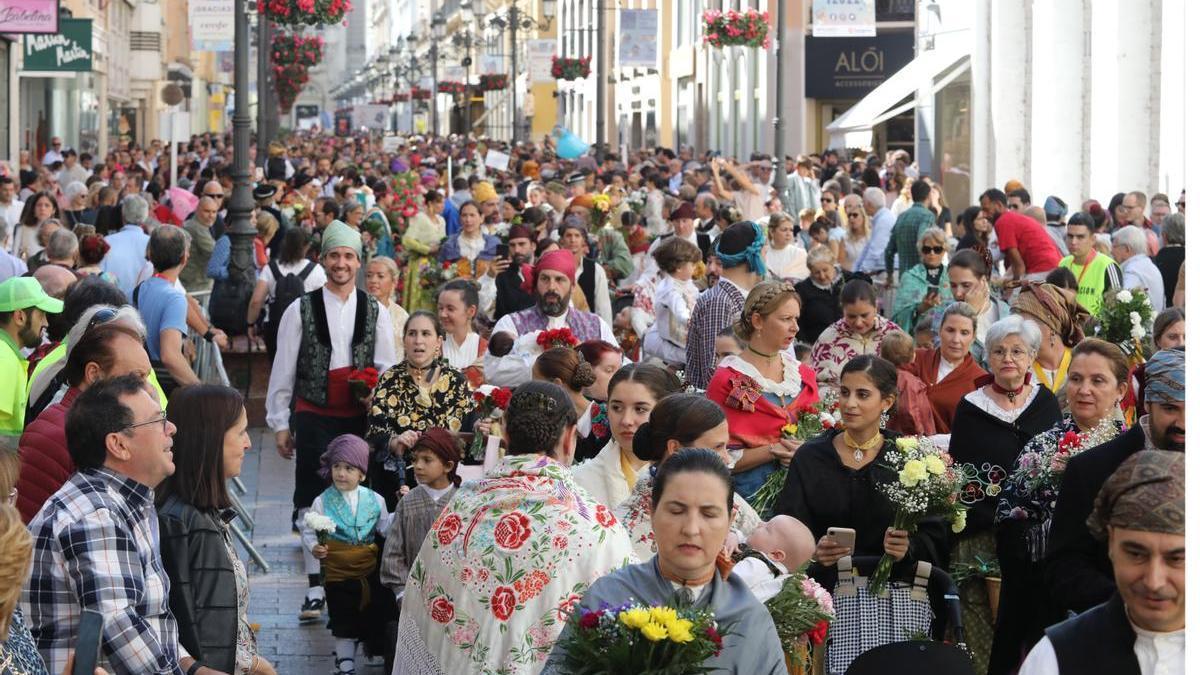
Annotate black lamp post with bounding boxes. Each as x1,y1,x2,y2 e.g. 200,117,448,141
431,14,447,136
229,1,257,300
465,0,555,144
771,1,788,197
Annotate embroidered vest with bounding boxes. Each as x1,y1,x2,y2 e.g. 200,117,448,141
508,306,604,342
296,289,378,406
321,486,381,545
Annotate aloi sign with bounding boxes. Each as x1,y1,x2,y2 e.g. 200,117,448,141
0,0,58,34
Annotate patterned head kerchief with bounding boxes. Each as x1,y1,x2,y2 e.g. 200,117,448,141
716,221,767,277
1144,348,1185,403
1011,283,1090,346
1088,450,1185,539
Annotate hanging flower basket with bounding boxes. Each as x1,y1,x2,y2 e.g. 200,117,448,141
392,91,410,103
702,9,770,48
271,33,324,68
411,87,432,100
274,63,310,112
479,73,508,91
258,0,352,26
437,81,466,95
551,55,591,80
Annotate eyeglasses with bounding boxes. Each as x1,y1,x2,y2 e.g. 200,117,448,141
86,307,119,331
847,212,863,218
921,246,945,254
204,192,224,199
989,347,1030,361
124,412,169,434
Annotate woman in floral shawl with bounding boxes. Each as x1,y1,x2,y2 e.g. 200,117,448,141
616,393,762,562
392,381,633,675
990,338,1127,674
811,279,903,399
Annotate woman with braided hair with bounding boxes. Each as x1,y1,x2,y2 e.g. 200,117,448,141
707,281,819,499
533,347,605,462
392,381,633,675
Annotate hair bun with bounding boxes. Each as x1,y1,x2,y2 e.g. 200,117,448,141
631,423,663,463
570,360,597,390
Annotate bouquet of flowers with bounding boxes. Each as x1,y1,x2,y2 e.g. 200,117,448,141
551,55,592,80
589,193,613,229
702,9,771,49
480,74,508,91
869,436,967,595
1094,288,1156,363
303,511,337,544
555,603,728,674
765,572,835,671
421,259,457,291
258,0,351,27
537,327,580,351
347,367,379,401
469,386,512,462
623,188,647,215
749,399,841,516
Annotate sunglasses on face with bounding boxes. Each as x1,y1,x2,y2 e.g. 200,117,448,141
821,197,834,203
922,246,945,254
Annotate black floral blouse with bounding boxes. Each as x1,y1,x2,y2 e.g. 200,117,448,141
366,358,474,475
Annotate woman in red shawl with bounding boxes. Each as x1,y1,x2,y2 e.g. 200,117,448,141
903,301,987,434
707,281,819,500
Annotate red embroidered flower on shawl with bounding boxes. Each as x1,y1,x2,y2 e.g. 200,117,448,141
491,586,517,621
494,511,534,550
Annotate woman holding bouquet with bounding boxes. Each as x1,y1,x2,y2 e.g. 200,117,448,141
392,382,634,675
775,355,949,580
437,200,500,281
617,393,763,562
366,311,473,509
708,281,820,499
547,449,788,674
990,338,1127,675
400,191,447,312
946,315,1061,674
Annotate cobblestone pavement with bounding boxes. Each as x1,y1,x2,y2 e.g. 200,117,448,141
236,428,385,675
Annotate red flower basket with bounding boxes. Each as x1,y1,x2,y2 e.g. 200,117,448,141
257,0,352,26
392,91,410,103
702,8,771,48
411,87,432,100
437,81,467,95
480,73,508,91
551,56,591,80
271,33,324,68
273,63,310,112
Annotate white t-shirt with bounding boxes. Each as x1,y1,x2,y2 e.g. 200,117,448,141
257,259,328,322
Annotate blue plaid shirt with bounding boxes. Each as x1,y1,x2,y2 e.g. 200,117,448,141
23,468,184,675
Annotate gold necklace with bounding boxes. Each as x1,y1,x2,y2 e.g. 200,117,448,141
844,429,883,464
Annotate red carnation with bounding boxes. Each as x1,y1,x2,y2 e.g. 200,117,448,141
473,390,487,403
490,586,517,621
579,610,601,629
706,625,723,655
807,619,829,645
489,387,512,409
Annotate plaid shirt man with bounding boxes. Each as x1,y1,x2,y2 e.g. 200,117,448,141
23,467,185,675
884,204,936,278
685,277,748,389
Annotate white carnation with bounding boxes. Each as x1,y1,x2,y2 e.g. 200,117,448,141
304,511,337,534
1116,290,1133,304
1129,311,1141,325
1131,325,1147,340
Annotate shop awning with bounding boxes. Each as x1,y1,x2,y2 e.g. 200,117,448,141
825,45,970,149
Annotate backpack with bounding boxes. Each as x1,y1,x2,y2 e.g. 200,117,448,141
267,259,317,323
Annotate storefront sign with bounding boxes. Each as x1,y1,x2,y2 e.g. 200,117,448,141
804,33,913,99
479,55,504,76
0,0,58,34
812,0,876,38
527,39,556,84
618,9,657,68
190,0,233,52
352,104,389,130
295,104,319,120
22,18,91,71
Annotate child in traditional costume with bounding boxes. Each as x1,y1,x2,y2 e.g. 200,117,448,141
303,434,395,675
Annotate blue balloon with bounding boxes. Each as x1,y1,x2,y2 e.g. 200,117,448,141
554,126,588,159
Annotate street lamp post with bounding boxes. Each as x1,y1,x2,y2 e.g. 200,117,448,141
471,0,554,144
229,1,257,296
771,0,788,197
431,14,447,136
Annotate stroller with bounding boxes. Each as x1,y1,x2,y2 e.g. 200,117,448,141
809,556,969,675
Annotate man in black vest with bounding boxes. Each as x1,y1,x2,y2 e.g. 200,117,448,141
265,219,396,621
558,216,612,325
488,220,537,321
1020,450,1184,675
1044,348,1185,618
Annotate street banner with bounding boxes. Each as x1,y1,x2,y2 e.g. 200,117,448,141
0,0,58,34
618,9,657,68
442,65,466,83
190,0,234,52
480,55,505,76
381,136,404,152
22,18,92,71
812,0,876,37
484,149,511,172
352,105,390,130
527,39,556,84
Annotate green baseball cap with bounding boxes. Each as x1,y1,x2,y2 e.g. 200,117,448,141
0,277,64,314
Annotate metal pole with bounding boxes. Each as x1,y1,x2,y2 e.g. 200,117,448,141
256,13,269,164
771,0,788,196
511,4,519,143
230,1,257,305
432,42,439,136
594,1,605,155
410,55,418,134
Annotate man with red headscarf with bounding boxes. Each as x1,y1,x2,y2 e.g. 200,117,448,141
483,248,620,387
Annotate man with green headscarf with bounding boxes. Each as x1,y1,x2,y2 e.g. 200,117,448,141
1044,348,1185,617
266,219,396,621
1020,451,1184,675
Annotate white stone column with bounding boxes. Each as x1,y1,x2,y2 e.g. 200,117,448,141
988,0,1032,188
970,0,994,198
1156,0,1185,197
1087,0,1120,201
1113,0,1158,197
1030,0,1086,209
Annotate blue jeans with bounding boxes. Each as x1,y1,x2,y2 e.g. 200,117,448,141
732,462,778,503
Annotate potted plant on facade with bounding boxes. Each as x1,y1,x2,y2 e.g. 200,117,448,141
702,8,771,48
551,55,591,80
437,81,467,95
480,73,508,91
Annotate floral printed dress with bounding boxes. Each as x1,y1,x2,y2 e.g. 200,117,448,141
810,315,903,398
616,470,763,563
392,454,634,675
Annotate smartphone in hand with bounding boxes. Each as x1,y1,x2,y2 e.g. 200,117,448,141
827,527,856,553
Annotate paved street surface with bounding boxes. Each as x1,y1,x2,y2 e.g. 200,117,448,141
237,428,384,674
